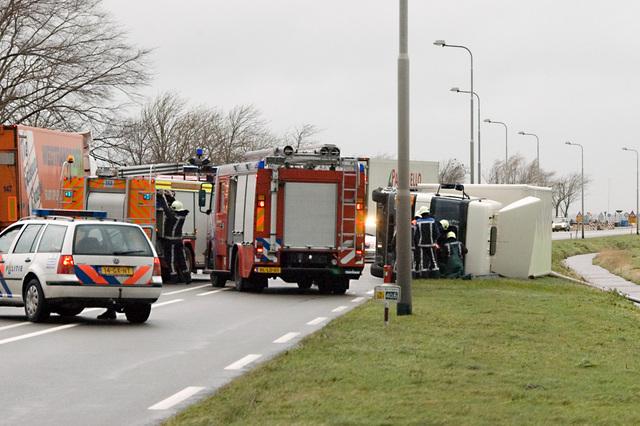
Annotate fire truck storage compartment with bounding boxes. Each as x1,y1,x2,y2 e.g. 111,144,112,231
284,182,337,248
87,192,126,221
231,174,256,243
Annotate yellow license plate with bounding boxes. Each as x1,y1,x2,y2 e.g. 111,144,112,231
101,266,134,276
255,267,281,274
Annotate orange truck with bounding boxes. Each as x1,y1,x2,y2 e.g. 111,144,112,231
0,125,90,229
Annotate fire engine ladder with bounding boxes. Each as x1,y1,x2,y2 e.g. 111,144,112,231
101,163,198,178
338,161,359,252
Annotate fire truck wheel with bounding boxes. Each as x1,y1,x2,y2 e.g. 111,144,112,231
297,279,312,290
184,247,194,277
211,273,227,287
317,280,332,294
233,256,251,292
332,279,349,295
124,303,151,323
251,276,268,293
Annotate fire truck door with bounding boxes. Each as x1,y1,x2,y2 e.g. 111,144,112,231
0,147,18,227
87,192,126,221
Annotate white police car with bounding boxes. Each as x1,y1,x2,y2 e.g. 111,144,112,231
0,209,162,323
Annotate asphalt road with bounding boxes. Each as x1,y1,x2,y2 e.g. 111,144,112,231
552,226,637,240
0,268,379,426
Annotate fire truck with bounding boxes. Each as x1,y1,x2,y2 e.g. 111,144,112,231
202,145,367,294
61,163,214,280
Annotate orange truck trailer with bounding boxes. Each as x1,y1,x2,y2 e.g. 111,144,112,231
0,125,90,229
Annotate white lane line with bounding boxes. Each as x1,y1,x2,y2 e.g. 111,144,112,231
332,306,348,313
196,288,228,297
152,299,184,308
224,354,262,370
306,317,328,326
148,386,205,410
273,332,300,344
366,290,374,296
351,297,365,303
0,322,30,332
0,324,78,346
162,284,209,296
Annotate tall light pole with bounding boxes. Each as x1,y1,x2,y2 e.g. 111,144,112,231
484,119,508,183
396,0,412,315
622,147,639,235
566,141,585,239
434,40,474,183
451,87,481,183
518,131,540,180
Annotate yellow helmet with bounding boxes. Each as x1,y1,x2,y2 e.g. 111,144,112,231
440,219,449,230
171,200,185,211
447,231,456,239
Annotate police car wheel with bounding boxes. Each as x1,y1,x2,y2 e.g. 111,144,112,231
124,303,151,324
24,279,50,323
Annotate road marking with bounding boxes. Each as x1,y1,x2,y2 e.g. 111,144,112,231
152,299,184,308
196,288,228,297
0,322,30,332
332,306,348,313
273,332,300,344
351,297,365,303
306,317,328,325
0,324,78,346
148,386,205,410
366,290,374,296
162,284,209,296
224,354,262,370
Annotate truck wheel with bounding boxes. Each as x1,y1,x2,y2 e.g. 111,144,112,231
24,278,50,322
234,256,251,292
251,276,268,293
332,278,349,295
211,273,227,287
317,280,332,294
124,303,151,324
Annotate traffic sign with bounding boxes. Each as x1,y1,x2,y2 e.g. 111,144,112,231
374,284,401,302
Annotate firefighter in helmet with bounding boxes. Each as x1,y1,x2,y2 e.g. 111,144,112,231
413,205,443,278
159,191,191,284
440,231,467,278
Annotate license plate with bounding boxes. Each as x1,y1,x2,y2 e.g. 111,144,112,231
255,267,281,274
101,266,134,276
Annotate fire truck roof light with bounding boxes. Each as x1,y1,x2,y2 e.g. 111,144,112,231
257,160,265,169
360,163,365,172
33,209,108,219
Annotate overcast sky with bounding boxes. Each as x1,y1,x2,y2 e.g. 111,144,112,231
102,0,638,216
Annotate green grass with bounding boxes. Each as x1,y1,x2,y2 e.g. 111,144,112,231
552,234,640,277
167,274,640,425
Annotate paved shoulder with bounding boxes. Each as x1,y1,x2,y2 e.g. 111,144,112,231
564,253,640,302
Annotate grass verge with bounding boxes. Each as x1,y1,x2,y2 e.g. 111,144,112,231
167,274,640,425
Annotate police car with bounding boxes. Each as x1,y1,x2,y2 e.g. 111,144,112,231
0,209,162,323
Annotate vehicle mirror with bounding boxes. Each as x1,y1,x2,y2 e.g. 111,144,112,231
198,189,207,207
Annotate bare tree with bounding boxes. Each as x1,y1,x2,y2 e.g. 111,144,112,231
284,123,320,150
438,158,466,184
0,0,150,129
485,154,554,186
553,173,590,217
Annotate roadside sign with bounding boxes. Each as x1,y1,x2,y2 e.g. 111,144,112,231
374,284,401,326
374,284,401,302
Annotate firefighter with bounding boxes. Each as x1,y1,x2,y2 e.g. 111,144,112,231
414,206,442,278
159,191,191,284
441,231,467,278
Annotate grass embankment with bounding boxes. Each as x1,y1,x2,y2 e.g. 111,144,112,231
553,235,640,281
169,274,640,425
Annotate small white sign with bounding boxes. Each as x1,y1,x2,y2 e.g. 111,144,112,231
374,284,401,302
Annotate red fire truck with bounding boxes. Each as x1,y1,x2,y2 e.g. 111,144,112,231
202,145,367,294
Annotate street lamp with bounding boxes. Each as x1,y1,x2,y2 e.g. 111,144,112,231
566,141,585,239
622,147,639,236
518,131,540,180
484,119,508,183
434,40,474,183
451,87,482,183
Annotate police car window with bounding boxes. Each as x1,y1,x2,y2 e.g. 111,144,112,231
0,225,23,253
13,224,44,254
37,225,67,253
73,225,152,256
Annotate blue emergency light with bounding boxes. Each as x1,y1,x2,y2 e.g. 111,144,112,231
63,190,73,198
257,160,265,169
33,209,108,219
142,193,152,201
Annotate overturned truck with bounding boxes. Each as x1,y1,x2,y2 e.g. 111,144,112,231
372,183,552,279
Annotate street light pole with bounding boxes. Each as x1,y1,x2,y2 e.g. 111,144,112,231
484,119,508,183
396,0,412,315
435,40,474,183
566,141,585,239
451,87,481,183
622,147,639,236
518,131,540,180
